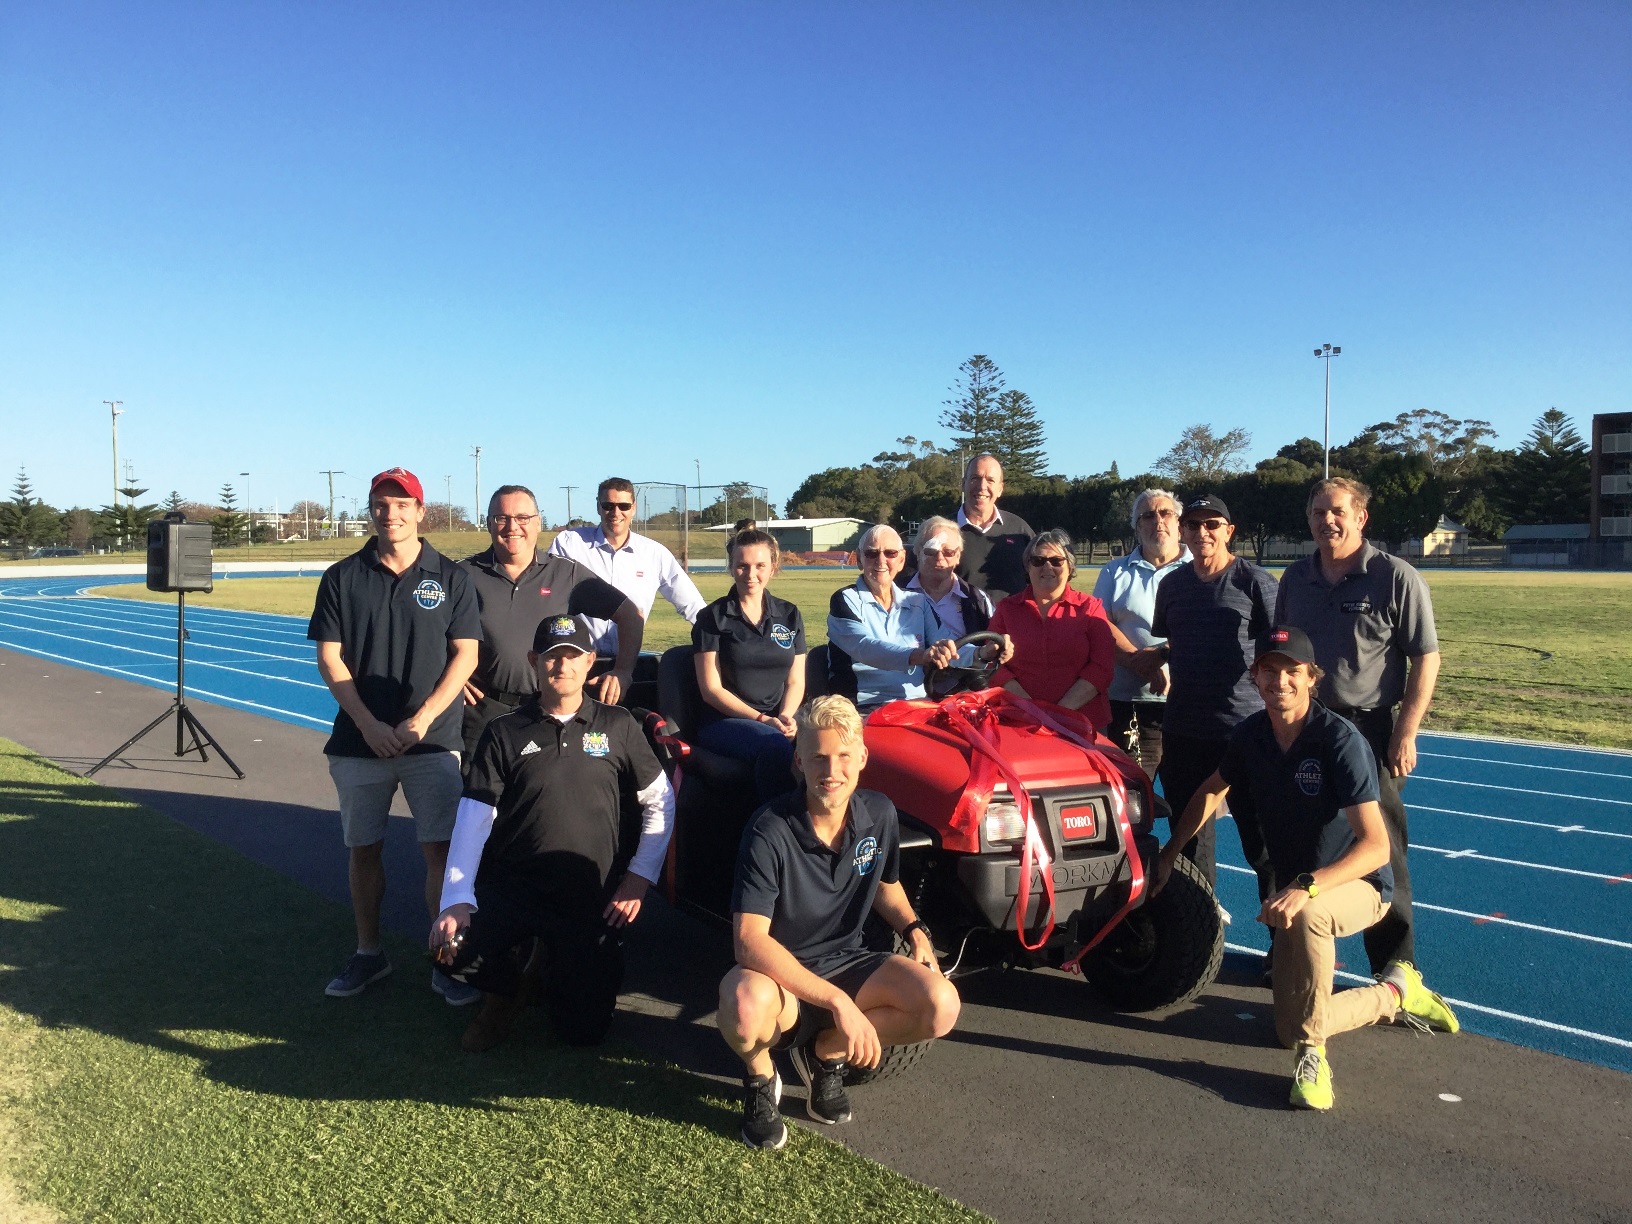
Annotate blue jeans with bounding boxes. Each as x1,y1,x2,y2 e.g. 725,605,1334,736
698,717,798,802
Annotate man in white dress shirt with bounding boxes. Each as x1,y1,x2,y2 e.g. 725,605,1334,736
548,476,709,660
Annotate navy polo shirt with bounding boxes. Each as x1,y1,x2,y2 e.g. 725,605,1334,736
1217,702,1392,902
308,538,482,757
1151,558,1279,738
691,590,806,721
464,697,663,914
459,548,628,698
732,789,901,978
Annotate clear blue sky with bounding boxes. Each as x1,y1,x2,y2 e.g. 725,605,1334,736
3,1,1627,524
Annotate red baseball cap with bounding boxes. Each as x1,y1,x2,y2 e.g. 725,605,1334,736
369,467,424,502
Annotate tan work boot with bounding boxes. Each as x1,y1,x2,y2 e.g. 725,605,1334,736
461,991,523,1053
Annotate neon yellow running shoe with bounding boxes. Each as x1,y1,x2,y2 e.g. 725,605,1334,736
1383,960,1460,1034
1290,1043,1333,1111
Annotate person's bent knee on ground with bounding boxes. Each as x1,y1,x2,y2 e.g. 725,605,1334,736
692,529,807,803
1154,625,1457,1113
717,694,959,1149
430,614,675,1053
826,524,958,710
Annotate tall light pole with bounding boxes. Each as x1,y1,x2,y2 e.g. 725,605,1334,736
445,475,454,531
1314,343,1342,479
561,485,577,525
105,399,123,512
240,471,251,548
471,446,482,530
319,469,344,538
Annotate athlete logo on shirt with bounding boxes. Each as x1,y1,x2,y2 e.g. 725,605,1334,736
770,623,795,649
413,579,446,610
1294,758,1323,797
853,836,878,877
582,731,610,757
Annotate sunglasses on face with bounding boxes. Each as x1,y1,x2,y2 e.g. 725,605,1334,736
490,514,539,528
862,548,901,560
1028,555,1068,569
599,501,633,513
1183,518,1229,534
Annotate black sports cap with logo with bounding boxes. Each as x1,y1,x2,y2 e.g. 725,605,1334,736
532,614,595,655
1180,494,1232,523
1254,624,1318,667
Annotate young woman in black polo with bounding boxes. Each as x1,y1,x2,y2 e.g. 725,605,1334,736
692,529,807,801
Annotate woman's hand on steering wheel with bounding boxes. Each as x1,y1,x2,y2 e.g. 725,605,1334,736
925,630,1009,697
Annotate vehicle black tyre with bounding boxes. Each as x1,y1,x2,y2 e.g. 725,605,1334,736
1079,854,1224,1012
843,921,935,1086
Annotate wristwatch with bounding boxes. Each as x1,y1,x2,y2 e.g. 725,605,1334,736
1295,873,1320,898
902,919,932,944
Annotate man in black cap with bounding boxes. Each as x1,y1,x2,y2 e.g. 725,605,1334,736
1154,625,1457,1111
430,613,674,1050
459,484,645,758
1130,494,1277,884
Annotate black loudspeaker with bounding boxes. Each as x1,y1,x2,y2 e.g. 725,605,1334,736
147,512,214,593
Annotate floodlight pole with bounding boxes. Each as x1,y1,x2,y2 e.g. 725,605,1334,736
472,446,482,530
561,485,577,524
105,400,124,548
1315,343,1341,479
240,471,251,549
445,475,453,530
319,470,344,538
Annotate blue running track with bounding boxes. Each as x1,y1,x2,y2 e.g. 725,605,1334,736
3,576,1630,1073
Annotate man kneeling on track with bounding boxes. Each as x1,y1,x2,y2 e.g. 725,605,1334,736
1154,625,1458,1111
717,695,961,1149
429,614,674,1051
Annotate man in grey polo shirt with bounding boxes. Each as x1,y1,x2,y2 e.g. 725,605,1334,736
1275,476,1441,973
459,484,644,758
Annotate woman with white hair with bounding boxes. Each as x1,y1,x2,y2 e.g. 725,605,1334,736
904,515,995,639
1092,488,1190,776
826,524,958,711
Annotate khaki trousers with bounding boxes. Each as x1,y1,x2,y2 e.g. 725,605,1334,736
1273,879,1398,1049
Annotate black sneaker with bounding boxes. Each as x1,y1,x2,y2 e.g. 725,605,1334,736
790,1044,853,1125
325,951,391,998
740,1071,787,1150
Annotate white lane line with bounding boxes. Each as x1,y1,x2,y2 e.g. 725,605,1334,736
1419,751,1632,782
1223,942,1632,1051
22,601,311,649
0,606,316,666
0,639,332,727
0,617,330,690
86,597,311,634
1409,841,1631,883
1425,729,1632,760
1412,775,1632,808
1412,903,1632,950
1410,803,1632,841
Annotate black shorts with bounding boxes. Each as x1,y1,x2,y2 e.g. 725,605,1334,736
773,950,892,1051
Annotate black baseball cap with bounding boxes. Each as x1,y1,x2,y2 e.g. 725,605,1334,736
532,614,595,655
1180,495,1231,523
1254,625,1318,667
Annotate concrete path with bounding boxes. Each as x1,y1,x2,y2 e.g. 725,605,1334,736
2,646,1628,1223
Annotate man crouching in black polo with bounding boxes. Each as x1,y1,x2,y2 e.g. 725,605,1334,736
717,695,961,1149
429,614,673,1050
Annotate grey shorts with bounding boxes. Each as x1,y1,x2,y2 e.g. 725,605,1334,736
327,751,462,847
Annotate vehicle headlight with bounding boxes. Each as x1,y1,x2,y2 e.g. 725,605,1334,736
983,800,1025,845
1123,788,1146,827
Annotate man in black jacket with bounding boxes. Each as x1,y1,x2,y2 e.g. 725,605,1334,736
954,454,1034,599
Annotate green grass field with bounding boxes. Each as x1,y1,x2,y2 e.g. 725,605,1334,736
0,740,981,1223
88,566,1632,750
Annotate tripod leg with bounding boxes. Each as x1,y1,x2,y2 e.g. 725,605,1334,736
87,702,184,776
176,705,212,763
179,705,245,779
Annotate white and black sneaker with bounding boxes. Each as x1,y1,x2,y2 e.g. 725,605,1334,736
789,1044,853,1125
740,1071,787,1150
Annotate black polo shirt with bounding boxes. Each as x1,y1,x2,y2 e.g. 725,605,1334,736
308,538,482,757
1217,702,1392,902
691,590,806,722
1151,557,1279,738
459,548,628,698
959,508,1035,600
464,697,663,914
732,789,901,977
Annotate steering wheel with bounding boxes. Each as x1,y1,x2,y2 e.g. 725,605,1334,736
925,630,1008,700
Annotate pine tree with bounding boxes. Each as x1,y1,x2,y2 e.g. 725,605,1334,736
1504,408,1590,524
989,389,1049,479
0,468,63,549
939,356,1007,461
164,490,185,512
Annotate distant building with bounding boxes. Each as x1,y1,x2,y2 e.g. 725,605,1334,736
706,516,866,554
1398,515,1468,558
1503,523,1590,568
1590,412,1632,567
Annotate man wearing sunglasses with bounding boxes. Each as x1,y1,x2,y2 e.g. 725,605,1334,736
459,485,643,759
549,477,707,684
1135,495,1278,885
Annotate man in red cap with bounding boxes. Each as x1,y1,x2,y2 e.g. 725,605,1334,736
308,467,483,1002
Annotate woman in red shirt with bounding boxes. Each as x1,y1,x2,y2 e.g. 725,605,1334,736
988,529,1116,730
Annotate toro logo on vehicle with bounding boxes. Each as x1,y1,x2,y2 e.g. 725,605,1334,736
1059,804,1098,841
770,623,795,649
1295,758,1323,796
852,835,878,877
413,579,446,610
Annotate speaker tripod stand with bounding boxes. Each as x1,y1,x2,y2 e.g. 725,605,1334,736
88,590,245,778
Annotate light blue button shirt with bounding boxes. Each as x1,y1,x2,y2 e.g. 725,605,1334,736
1092,547,1190,702
827,578,945,710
